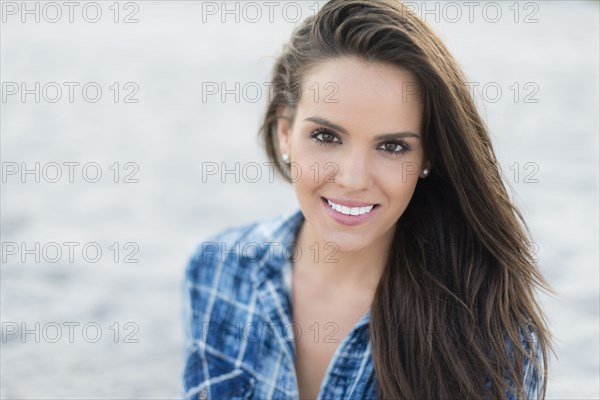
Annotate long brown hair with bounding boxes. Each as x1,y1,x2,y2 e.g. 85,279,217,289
258,1,555,398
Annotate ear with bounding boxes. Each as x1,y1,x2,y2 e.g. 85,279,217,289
276,104,293,158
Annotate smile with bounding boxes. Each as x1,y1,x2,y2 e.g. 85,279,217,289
321,197,380,226
326,199,376,216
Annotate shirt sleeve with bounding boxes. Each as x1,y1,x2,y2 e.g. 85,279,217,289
180,236,222,399
180,227,249,399
180,244,202,399
182,252,195,358
505,324,545,400
522,326,544,400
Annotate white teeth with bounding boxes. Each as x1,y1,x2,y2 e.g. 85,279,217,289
326,199,375,216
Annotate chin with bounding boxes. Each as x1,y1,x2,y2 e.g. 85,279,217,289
318,229,373,255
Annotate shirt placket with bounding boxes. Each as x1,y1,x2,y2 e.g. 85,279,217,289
315,312,371,400
253,254,300,398
253,238,372,400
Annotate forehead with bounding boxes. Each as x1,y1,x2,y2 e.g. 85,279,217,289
297,56,423,133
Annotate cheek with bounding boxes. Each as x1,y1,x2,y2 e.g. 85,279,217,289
373,160,421,202
374,159,421,182
291,140,333,186
289,149,321,196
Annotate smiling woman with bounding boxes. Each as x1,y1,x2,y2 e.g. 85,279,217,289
182,1,555,399
276,58,425,263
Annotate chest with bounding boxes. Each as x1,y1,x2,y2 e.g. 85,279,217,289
291,270,372,399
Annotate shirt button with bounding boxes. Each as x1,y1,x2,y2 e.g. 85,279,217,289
198,389,208,400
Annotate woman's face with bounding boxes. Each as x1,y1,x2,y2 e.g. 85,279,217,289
277,56,427,254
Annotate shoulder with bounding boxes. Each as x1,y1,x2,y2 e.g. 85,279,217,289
183,220,257,285
184,208,303,285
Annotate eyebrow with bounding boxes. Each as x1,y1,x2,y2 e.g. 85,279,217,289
304,116,421,140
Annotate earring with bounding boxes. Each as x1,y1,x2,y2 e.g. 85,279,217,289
282,153,290,164
421,168,429,178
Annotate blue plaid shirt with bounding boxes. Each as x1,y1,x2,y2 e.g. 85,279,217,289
182,208,543,399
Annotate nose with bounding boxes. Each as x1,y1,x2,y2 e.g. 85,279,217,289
332,146,373,192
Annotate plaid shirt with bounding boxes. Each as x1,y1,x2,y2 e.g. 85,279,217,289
182,208,543,399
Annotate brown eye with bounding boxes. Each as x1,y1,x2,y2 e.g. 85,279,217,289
320,132,335,142
310,127,341,145
378,141,411,156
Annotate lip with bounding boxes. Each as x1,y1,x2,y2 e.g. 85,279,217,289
321,196,379,226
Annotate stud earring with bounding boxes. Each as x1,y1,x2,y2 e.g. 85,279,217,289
282,153,290,164
421,168,430,178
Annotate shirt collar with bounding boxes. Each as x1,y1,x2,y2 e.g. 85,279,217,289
246,208,305,273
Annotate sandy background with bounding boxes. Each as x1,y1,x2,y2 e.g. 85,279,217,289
1,1,598,398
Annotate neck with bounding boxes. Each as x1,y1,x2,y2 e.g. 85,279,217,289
294,219,393,295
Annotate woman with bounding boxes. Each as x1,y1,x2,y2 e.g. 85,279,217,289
183,0,555,399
